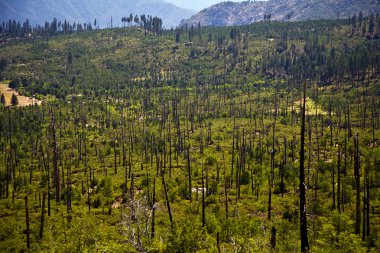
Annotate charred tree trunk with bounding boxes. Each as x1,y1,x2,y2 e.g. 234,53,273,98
224,157,228,219
202,166,206,226
366,162,370,238
51,112,60,204
162,173,173,225
300,82,309,252
217,232,221,253
187,149,192,202
332,158,336,210
337,146,341,213
270,226,277,249
151,178,156,238
363,185,366,241
268,116,276,220
25,196,30,249
354,134,360,235
114,138,117,174
66,165,72,222
39,192,46,240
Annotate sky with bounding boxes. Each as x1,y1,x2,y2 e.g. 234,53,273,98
164,0,246,11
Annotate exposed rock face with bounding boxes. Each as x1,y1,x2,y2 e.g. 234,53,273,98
181,0,380,27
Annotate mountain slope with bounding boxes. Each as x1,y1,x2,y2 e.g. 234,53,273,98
0,0,195,27
164,0,242,11
181,0,380,26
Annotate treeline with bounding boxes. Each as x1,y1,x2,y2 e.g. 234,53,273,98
0,18,95,38
0,14,163,39
263,28,380,83
122,14,163,35
173,13,380,86
349,12,380,38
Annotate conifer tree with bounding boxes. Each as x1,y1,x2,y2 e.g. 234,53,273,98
11,93,18,106
0,93,5,106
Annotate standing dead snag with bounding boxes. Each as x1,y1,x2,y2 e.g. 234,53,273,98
151,178,156,239
66,165,72,222
217,232,221,253
300,82,309,252
337,146,341,213
114,137,118,174
366,160,371,238
186,149,192,202
39,192,46,240
223,155,228,219
120,196,152,252
25,196,30,249
270,226,277,249
268,111,276,220
354,134,360,235
202,166,206,227
363,156,371,240
162,172,173,225
51,110,60,203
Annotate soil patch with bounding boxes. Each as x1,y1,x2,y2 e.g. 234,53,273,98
0,83,41,107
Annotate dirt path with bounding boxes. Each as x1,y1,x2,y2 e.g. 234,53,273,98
0,83,41,107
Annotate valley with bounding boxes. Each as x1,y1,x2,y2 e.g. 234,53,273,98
0,14,380,253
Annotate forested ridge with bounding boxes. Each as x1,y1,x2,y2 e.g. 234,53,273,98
0,16,380,252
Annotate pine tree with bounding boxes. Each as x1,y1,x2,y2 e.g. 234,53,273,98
11,93,18,106
67,51,73,65
0,93,5,105
369,14,375,36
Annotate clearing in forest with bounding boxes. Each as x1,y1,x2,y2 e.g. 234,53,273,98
0,83,41,107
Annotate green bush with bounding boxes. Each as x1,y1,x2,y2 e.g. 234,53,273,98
92,195,102,208
282,205,298,222
314,211,366,253
99,178,113,197
166,218,214,253
240,170,250,185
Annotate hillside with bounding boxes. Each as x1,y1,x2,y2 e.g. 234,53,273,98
181,0,380,26
0,0,195,28
0,17,380,253
164,0,230,11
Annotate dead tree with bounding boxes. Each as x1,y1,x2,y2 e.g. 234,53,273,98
162,172,173,225
25,196,30,249
337,146,341,213
120,196,152,252
224,155,228,219
270,226,277,249
186,149,192,202
202,166,206,227
39,192,46,240
51,111,60,203
151,178,156,239
300,82,309,252
354,134,360,235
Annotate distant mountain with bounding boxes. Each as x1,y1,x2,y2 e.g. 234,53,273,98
181,0,380,27
164,0,244,11
0,0,195,28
